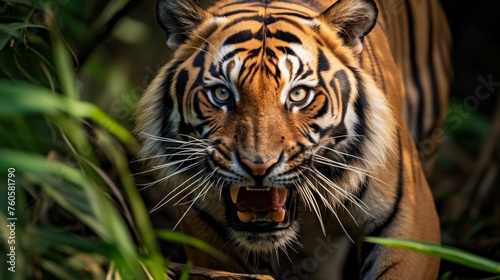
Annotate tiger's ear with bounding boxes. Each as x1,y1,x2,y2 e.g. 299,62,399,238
322,0,378,54
156,0,210,50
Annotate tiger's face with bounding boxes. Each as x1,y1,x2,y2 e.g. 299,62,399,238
137,0,393,254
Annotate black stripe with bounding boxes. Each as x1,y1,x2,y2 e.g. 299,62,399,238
359,132,403,278
192,44,206,68
332,70,351,122
317,70,366,182
192,92,211,120
329,123,347,143
375,261,399,280
355,179,369,201
276,46,296,56
427,2,440,139
303,129,317,144
175,69,189,124
312,95,329,118
347,68,368,159
317,49,330,72
160,62,183,139
368,134,403,237
316,50,330,112
265,47,276,58
239,60,258,86
221,48,248,62
222,30,255,46
405,0,425,142
222,15,264,30
270,11,313,20
271,16,308,31
299,69,313,80
269,30,302,44
208,62,221,78
220,9,257,17
287,141,307,162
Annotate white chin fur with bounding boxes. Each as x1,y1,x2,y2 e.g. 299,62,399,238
228,222,300,253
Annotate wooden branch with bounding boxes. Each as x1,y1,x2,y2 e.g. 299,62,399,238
168,263,274,280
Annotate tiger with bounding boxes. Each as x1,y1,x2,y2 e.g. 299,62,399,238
135,0,451,278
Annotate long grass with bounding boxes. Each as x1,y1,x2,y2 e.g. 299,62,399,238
0,1,498,280
0,2,214,279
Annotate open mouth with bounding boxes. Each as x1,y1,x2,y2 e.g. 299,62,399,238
224,186,297,232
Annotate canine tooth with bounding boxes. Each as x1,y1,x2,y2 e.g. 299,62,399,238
230,187,239,204
270,209,286,223
237,211,253,223
278,189,288,205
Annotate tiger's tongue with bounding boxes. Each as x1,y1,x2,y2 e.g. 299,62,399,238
235,188,282,213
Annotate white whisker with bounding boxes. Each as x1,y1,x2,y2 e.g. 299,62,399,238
173,180,216,230
138,161,203,190
320,145,382,166
150,169,207,212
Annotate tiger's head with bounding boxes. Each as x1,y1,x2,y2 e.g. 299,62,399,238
137,0,396,254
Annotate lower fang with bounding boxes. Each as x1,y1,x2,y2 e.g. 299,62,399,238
270,209,286,223
237,211,253,223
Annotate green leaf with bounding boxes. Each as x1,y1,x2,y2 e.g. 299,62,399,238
96,130,164,278
157,230,227,263
0,149,147,277
364,237,500,274
0,23,46,37
37,228,111,255
0,80,138,150
46,7,78,98
179,260,193,280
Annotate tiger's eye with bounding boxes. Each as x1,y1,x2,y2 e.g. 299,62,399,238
214,86,231,101
289,87,309,103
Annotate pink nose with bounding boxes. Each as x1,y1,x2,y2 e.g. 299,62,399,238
240,158,278,176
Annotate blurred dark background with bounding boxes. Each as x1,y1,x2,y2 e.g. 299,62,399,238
1,0,498,278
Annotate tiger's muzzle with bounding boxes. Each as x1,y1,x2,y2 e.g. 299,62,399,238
224,186,298,232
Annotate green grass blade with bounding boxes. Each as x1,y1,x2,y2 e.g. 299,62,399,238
40,259,81,280
179,260,193,280
0,149,107,237
364,237,500,274
96,130,165,279
0,149,146,277
46,7,77,98
0,23,46,37
38,228,111,255
0,80,137,150
156,230,227,263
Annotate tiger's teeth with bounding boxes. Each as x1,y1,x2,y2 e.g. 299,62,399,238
270,209,286,223
278,189,288,205
237,211,253,223
245,186,270,191
230,187,239,204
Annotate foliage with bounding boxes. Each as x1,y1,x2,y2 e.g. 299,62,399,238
365,237,500,275
0,1,215,279
0,0,498,279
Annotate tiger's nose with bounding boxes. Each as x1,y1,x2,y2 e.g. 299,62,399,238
240,158,278,176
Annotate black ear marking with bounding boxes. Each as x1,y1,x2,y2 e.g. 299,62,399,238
156,0,209,49
321,0,378,54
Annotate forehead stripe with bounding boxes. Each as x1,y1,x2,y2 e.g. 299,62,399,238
268,30,302,44
222,30,255,46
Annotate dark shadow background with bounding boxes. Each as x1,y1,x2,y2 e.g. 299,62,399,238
1,0,498,278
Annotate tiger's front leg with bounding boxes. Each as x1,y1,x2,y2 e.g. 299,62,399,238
353,131,440,279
